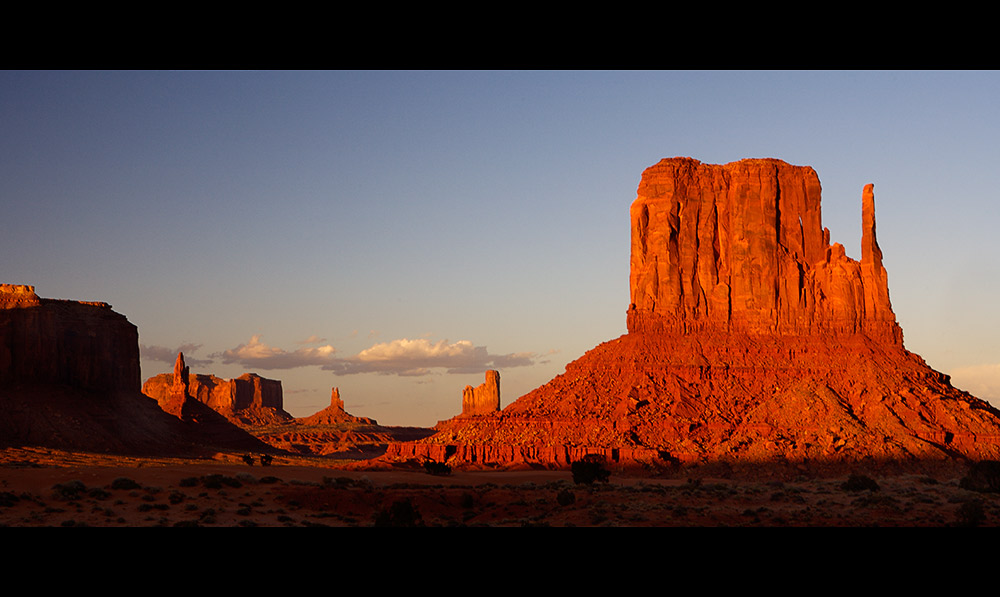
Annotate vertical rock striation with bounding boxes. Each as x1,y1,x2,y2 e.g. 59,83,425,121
462,370,500,416
626,158,901,344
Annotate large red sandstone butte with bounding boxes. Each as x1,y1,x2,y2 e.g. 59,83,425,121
389,158,1000,470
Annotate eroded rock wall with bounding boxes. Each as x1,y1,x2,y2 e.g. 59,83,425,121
626,158,901,344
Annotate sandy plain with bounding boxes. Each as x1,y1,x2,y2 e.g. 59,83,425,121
1,447,998,527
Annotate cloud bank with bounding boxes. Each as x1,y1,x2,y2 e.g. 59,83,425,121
212,334,338,370
211,335,541,377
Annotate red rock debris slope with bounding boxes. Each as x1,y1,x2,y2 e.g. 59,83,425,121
390,158,1000,470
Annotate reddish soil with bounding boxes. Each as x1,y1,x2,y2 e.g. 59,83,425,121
2,448,997,527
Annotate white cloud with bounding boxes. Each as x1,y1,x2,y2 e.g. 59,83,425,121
211,335,542,377
213,335,338,370
327,338,542,376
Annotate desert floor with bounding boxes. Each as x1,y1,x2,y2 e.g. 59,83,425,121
1,447,997,527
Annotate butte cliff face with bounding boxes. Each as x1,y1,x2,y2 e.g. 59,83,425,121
0,284,140,394
627,158,900,343
398,158,1000,471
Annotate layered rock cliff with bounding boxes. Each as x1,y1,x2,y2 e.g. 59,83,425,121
390,158,1000,471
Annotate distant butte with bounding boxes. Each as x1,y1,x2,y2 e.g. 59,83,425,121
391,158,1000,471
142,355,294,426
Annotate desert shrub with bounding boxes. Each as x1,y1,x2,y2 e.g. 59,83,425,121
571,455,611,485
200,474,242,489
557,489,576,506
956,499,987,527
110,477,142,491
87,488,111,500
51,480,87,501
423,460,452,476
841,474,880,492
460,493,475,509
374,499,423,527
959,460,1000,493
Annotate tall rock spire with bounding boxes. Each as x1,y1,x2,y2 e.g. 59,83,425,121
859,183,895,335
161,351,192,418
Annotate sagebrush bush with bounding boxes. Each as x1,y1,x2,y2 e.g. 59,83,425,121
841,474,880,492
960,460,1000,493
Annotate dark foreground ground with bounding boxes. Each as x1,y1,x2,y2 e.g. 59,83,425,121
3,448,999,526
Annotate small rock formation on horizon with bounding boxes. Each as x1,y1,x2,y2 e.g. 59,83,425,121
297,387,377,426
142,356,293,426
462,370,500,416
388,158,1000,471
256,387,436,457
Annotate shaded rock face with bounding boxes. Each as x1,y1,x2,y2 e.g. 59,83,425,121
142,357,292,426
627,158,900,343
400,158,1000,470
0,284,139,394
0,286,273,456
462,370,500,416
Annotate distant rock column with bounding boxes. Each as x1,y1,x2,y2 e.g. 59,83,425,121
162,352,192,418
462,370,500,416
330,387,345,412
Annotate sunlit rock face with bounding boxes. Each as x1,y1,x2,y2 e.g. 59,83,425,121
462,370,500,416
395,158,1000,470
626,158,900,344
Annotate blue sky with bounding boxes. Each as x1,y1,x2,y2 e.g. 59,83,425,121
3,70,1000,426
